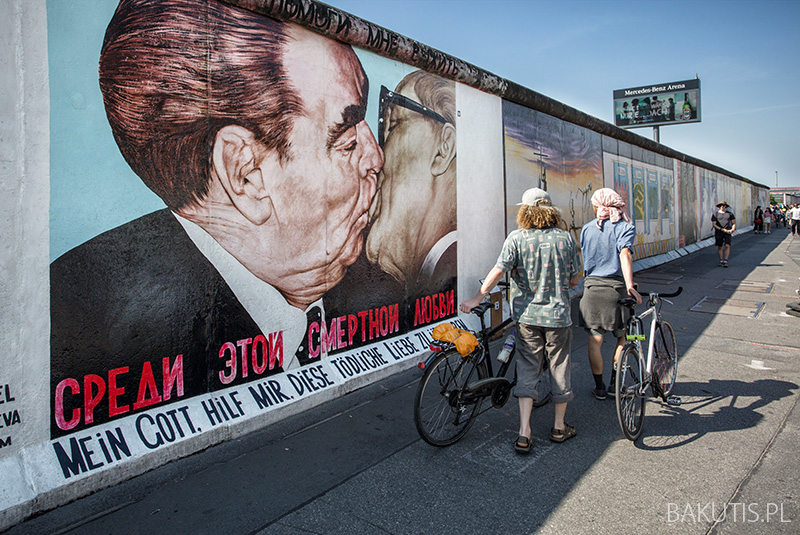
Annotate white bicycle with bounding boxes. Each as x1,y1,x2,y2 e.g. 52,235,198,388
615,287,683,441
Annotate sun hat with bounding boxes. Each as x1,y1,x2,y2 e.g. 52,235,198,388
716,201,728,207
517,187,551,206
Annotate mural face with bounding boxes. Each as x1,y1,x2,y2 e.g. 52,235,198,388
49,0,457,447
364,73,457,304
326,71,458,339
502,101,602,242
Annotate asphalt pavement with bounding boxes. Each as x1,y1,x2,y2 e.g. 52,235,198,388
6,227,800,535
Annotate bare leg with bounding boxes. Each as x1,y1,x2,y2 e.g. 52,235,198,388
588,334,604,375
518,397,533,439
724,244,731,261
553,401,566,431
717,246,724,261
612,335,626,366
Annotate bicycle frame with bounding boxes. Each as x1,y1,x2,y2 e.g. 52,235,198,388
626,302,660,395
475,311,514,379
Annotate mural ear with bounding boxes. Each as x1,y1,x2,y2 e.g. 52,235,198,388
431,123,456,176
212,125,273,225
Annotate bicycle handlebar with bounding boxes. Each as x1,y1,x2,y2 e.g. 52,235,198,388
656,286,683,299
618,286,682,306
471,301,494,317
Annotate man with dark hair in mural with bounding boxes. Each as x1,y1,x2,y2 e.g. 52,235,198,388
579,188,641,400
50,0,383,435
460,188,580,453
712,201,735,266
366,70,457,299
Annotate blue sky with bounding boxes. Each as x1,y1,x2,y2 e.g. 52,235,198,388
326,0,800,188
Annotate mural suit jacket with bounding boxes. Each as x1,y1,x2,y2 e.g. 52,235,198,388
50,208,285,438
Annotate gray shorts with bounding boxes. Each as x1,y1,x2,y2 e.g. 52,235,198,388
513,323,574,404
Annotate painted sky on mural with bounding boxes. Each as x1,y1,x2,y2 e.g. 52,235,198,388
328,0,800,189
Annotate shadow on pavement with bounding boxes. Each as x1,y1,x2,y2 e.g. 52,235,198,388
635,378,799,451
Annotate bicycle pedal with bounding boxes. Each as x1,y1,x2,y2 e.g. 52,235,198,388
665,396,681,406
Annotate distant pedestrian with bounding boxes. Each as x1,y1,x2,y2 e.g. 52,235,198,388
712,201,736,267
460,188,580,452
579,188,641,401
763,207,772,233
790,204,800,236
753,206,763,234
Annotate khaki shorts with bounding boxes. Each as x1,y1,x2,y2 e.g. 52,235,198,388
513,323,574,404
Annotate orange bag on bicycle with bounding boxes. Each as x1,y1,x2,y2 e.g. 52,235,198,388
432,323,478,356
432,323,459,342
453,331,478,357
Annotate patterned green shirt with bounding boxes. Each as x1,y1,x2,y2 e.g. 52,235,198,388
494,227,579,327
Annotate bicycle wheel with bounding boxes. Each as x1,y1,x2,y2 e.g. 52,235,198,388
653,320,678,397
414,348,488,446
615,344,646,441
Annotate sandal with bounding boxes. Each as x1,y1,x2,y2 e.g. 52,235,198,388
550,423,577,443
514,435,532,453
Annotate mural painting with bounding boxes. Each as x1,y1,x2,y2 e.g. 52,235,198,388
678,162,699,246
49,0,458,474
632,166,646,228
602,153,676,256
613,161,630,210
660,172,673,237
502,101,602,245
327,69,458,345
700,169,719,237
647,170,660,224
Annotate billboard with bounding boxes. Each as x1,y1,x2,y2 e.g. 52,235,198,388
613,79,700,129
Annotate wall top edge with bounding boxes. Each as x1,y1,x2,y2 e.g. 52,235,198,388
223,0,767,190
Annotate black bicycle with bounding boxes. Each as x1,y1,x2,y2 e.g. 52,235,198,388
413,281,549,446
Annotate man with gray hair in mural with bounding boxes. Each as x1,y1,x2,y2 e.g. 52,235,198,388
365,70,457,300
50,0,383,435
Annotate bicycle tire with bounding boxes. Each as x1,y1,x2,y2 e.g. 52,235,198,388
414,348,488,447
653,320,678,397
615,344,646,441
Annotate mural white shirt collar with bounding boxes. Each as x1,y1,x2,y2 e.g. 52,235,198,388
419,230,457,279
173,212,321,370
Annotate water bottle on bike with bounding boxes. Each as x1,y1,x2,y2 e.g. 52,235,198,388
497,332,515,363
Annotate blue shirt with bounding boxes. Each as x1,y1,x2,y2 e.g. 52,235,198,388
494,227,579,327
580,219,635,278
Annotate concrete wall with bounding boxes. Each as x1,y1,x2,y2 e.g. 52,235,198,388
0,0,768,528
1,0,52,525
